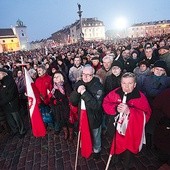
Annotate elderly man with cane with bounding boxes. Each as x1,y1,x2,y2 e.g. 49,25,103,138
70,65,104,164
103,72,151,170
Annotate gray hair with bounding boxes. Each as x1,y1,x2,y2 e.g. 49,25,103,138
121,72,137,82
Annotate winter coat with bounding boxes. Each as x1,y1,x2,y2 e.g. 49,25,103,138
68,65,84,84
103,87,151,154
15,75,26,99
104,74,121,95
160,52,170,76
141,75,170,104
96,67,112,84
0,75,20,113
35,74,52,105
70,77,104,130
152,88,170,154
50,87,70,124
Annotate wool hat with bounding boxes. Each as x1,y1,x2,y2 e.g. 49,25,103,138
139,60,149,67
153,60,168,72
111,60,123,71
158,45,169,51
0,68,8,73
91,56,99,61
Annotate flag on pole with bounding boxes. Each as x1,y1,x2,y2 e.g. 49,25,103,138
79,99,92,158
24,68,46,137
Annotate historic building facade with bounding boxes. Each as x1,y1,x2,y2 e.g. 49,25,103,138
51,18,105,44
0,20,29,53
128,20,170,38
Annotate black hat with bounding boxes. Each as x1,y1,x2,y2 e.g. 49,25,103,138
0,68,8,73
139,60,149,67
91,56,99,60
111,60,123,71
153,60,168,72
158,45,169,51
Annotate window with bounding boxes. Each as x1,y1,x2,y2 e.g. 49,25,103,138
22,33,24,36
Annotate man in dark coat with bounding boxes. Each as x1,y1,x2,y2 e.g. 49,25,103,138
0,68,26,138
70,65,104,160
152,88,170,166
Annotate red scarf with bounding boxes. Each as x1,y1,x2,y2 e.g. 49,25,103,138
51,82,65,95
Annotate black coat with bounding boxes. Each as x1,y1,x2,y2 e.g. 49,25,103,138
104,74,121,95
0,75,20,113
70,77,104,129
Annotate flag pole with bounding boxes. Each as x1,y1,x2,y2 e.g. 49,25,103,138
75,131,81,170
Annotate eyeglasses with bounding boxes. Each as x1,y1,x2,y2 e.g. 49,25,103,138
82,73,93,77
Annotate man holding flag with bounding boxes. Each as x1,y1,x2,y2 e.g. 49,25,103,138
70,65,104,160
103,72,151,169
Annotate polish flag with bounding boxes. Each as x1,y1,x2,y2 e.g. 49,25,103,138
79,99,92,158
24,68,46,137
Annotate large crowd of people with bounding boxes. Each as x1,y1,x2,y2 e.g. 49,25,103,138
0,34,170,169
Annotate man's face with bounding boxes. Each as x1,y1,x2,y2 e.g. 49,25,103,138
153,67,166,77
37,68,46,77
145,48,153,58
82,68,93,83
158,49,169,55
74,58,81,66
121,77,136,94
122,50,130,59
103,59,112,70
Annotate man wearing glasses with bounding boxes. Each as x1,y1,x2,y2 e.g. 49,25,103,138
70,65,104,160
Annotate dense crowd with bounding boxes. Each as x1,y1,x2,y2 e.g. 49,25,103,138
0,34,170,169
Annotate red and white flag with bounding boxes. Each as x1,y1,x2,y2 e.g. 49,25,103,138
24,68,46,137
79,99,92,158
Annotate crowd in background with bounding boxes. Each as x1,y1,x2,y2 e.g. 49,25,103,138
0,34,170,168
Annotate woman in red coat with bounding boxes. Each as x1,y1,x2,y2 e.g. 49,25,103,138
103,72,151,169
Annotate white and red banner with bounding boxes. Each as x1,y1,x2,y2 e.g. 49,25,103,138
24,68,46,137
79,99,92,158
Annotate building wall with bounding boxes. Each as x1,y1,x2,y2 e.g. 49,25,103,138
128,21,170,38
13,26,29,50
83,26,105,41
0,37,20,52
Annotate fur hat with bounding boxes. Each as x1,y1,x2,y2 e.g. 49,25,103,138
153,60,168,72
158,45,169,51
111,60,123,71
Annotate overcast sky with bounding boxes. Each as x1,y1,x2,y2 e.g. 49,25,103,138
0,0,170,41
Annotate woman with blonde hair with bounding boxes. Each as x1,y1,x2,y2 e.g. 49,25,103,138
49,72,72,140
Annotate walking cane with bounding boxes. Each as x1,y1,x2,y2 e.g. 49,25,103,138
75,131,80,170
105,92,127,170
75,99,85,170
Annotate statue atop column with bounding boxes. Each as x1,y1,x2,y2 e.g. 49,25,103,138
77,3,81,11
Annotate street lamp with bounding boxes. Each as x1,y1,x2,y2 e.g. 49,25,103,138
77,3,84,42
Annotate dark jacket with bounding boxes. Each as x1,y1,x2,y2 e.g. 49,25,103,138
104,74,121,95
152,88,170,154
0,75,20,113
70,77,104,129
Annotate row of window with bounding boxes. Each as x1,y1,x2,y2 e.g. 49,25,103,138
83,23,103,26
